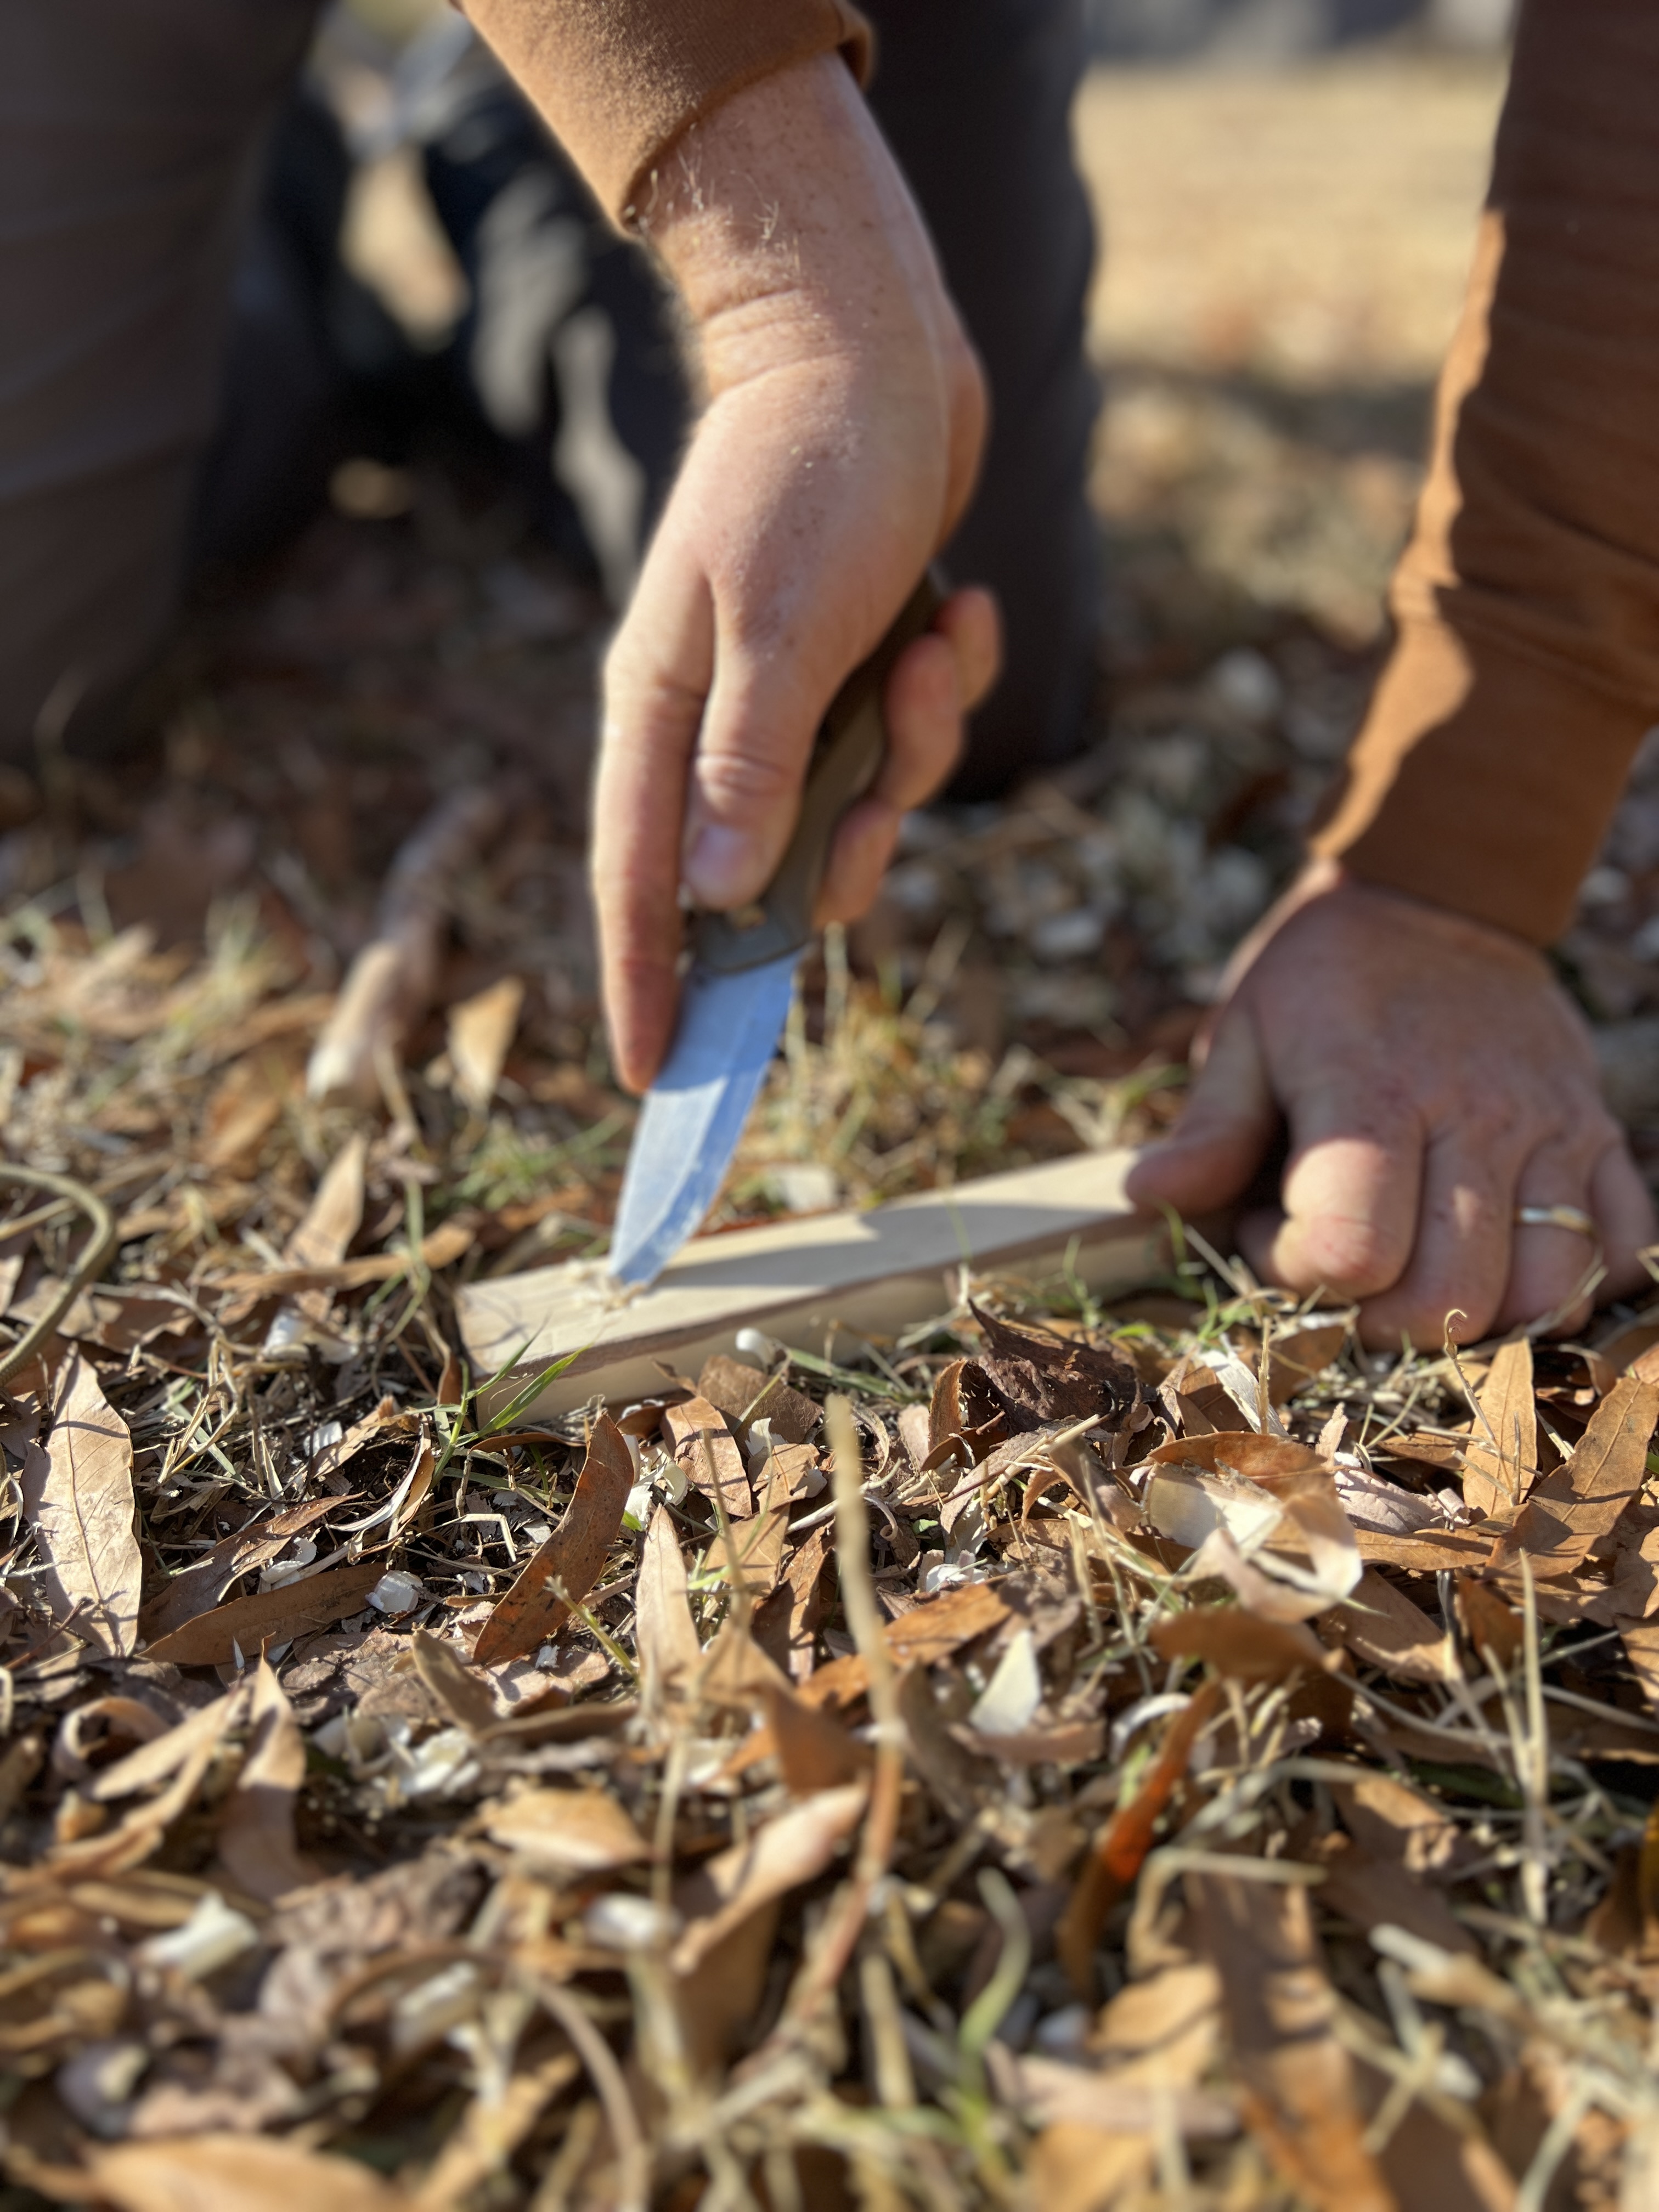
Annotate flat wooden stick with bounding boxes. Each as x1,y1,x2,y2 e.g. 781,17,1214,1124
458,1147,1163,1417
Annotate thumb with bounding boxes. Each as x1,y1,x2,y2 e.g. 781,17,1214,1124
1125,1005,1279,1216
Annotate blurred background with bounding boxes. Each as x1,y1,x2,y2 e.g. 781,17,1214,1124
26,0,1659,1269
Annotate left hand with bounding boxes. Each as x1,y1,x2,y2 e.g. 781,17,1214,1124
1127,862,1656,1347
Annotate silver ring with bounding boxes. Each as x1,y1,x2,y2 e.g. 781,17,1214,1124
1515,1204,1596,1238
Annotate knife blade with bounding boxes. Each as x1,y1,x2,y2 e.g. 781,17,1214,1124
608,571,944,1287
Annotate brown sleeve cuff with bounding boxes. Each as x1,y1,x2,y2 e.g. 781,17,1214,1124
1310,615,1652,946
461,0,873,227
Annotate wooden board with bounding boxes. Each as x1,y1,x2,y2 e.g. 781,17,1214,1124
458,1147,1165,1416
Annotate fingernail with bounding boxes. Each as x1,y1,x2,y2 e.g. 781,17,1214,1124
685,823,752,905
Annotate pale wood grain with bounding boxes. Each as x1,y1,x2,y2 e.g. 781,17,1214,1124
458,1148,1164,1417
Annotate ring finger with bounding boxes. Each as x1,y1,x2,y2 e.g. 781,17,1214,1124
1497,1136,1616,1336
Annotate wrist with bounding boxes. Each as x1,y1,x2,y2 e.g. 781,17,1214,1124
637,55,977,426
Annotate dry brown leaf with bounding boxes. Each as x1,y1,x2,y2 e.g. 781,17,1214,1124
143,1558,387,1667
473,1413,632,1667
1460,1336,1536,1519
84,1690,247,1806
1500,1373,1659,1573
414,2047,578,2212
696,1353,821,1443
212,1221,474,1300
663,1394,752,1521
1020,1960,1224,2212
970,1299,1142,1430
137,1496,340,1646
199,1051,293,1176
1321,1568,1453,1681
285,1132,367,1276
1352,1525,1494,1575
1305,1832,1477,1956
85,2129,414,2212
752,1524,834,1683
724,1455,792,1596
1617,1613,1659,1714
1187,1869,1396,2212
968,1716,1105,1765
697,1619,794,1710
481,1785,651,1874
670,1780,868,1974
308,1396,416,1483
798,1579,1009,1708
760,1676,868,1793
1024,2123,1159,2212
411,1628,496,1733
445,975,523,1117
1331,1770,1474,1878
635,1502,703,1702
1147,1607,1338,1683
1457,1577,1524,1671
216,1659,313,1904
21,1348,142,1658
55,1690,249,1876
1259,1316,1350,1403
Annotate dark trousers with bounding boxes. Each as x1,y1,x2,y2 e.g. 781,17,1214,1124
0,0,1098,790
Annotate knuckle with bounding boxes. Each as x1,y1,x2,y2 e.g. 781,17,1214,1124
1288,1211,1409,1296
693,744,799,818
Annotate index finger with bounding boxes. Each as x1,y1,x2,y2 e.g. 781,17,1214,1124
591,560,715,1094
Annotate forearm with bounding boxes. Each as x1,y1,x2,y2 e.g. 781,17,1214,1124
458,0,870,228
1312,0,1659,945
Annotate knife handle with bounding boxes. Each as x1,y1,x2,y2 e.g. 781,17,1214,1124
692,569,946,975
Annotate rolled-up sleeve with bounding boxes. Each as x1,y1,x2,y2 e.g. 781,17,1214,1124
1312,0,1659,945
459,0,872,227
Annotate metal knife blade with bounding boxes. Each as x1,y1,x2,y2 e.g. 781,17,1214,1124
607,951,797,1287
608,572,944,1289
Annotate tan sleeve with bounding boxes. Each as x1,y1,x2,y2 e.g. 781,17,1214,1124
459,0,872,227
1311,0,1659,945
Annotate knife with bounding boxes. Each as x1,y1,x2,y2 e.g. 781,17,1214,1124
608,571,945,1288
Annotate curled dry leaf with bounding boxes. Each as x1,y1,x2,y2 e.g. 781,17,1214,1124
696,1353,821,1444
669,1779,869,1975
445,974,524,1118
473,1413,633,1667
1147,1430,1362,1618
21,1348,142,1658
84,2130,415,2212
663,1394,752,1522
798,1579,1009,1709
481,1786,651,1874
216,1660,313,1905
968,1300,1142,1431
138,1496,340,1647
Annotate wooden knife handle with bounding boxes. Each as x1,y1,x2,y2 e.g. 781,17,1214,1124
692,569,946,975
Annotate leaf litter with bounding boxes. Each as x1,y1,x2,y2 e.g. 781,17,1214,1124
9,116,1659,2201
4,940,1659,2212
